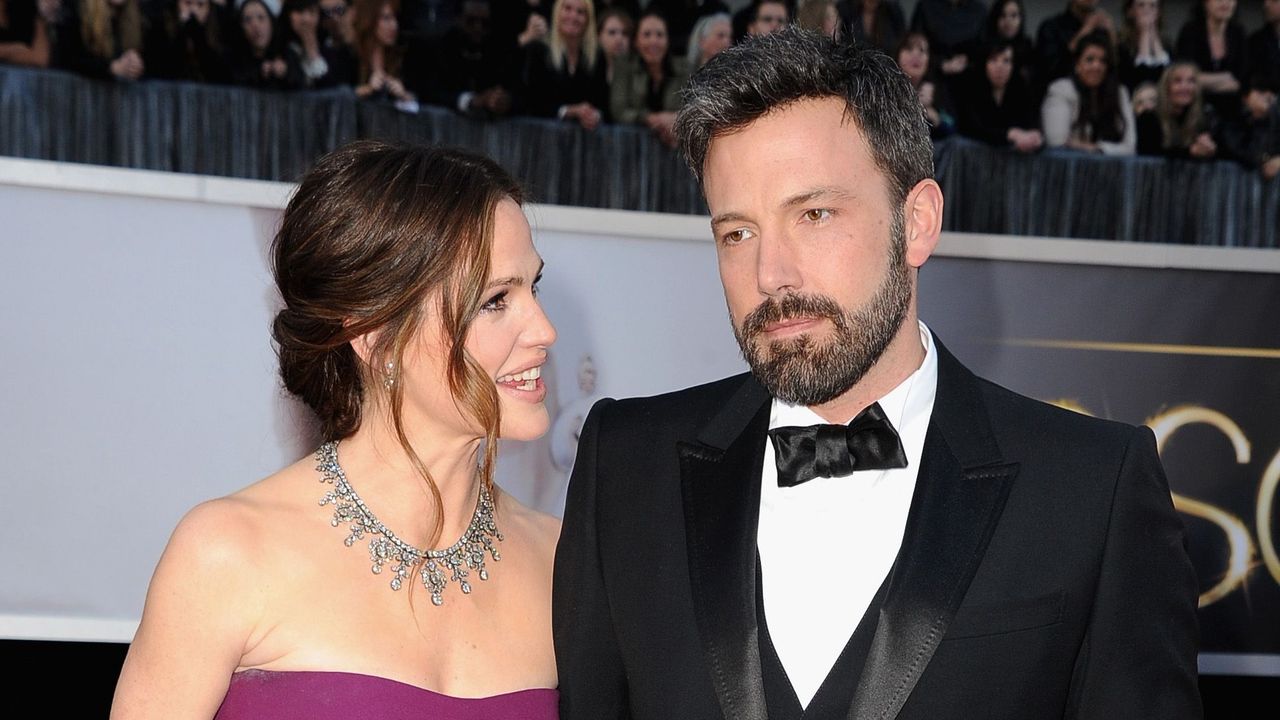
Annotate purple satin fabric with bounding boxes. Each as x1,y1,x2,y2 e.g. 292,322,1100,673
214,669,559,720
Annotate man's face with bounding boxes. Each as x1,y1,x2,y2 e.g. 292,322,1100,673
704,97,917,406
460,1,491,44
319,0,351,39
749,1,788,36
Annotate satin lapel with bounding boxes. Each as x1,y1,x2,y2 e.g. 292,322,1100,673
679,375,771,720
847,337,1019,720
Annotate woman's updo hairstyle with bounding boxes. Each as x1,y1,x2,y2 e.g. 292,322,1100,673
272,140,523,541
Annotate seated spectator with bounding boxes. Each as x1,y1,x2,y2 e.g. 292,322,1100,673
1136,61,1218,158
909,0,986,79
55,0,145,80
0,0,51,67
597,5,631,83
229,0,301,89
612,9,686,146
317,0,357,84
1219,77,1280,180
353,0,416,105
280,0,345,88
738,0,788,42
430,0,518,118
685,10,728,71
1042,30,1136,155
797,0,840,39
1247,0,1279,95
1117,0,1169,91
957,40,1042,152
837,0,905,55
979,0,1033,87
897,31,955,140
143,0,230,83
649,0,724,57
1175,0,1248,120
1036,0,1115,85
521,0,607,129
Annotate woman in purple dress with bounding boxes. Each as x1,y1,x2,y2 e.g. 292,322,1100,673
111,141,561,719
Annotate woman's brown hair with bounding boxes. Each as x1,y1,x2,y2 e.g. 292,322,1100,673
272,140,523,548
352,0,403,83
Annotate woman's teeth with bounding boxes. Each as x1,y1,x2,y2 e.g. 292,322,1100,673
497,366,541,390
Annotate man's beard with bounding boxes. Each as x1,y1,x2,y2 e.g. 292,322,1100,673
731,219,912,407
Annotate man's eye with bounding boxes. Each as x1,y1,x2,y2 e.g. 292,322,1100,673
722,228,753,245
804,208,832,223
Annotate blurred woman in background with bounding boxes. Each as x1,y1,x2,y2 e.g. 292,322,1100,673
958,40,1043,152
522,0,608,129
685,10,728,71
1043,30,1136,155
56,0,145,80
1137,60,1218,158
612,9,685,146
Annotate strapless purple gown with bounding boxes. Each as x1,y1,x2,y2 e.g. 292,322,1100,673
214,669,559,719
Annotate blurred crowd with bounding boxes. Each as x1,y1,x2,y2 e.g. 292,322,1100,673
1,0,1277,177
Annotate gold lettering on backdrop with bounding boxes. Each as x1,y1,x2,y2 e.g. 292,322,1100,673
1148,407,1255,607
1259,450,1280,586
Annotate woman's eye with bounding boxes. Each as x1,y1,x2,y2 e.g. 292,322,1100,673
480,291,508,313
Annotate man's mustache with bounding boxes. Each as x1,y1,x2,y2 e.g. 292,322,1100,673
739,293,844,341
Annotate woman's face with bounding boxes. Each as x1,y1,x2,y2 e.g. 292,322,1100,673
997,1,1021,39
242,2,274,52
598,15,629,59
698,18,731,64
1075,43,1108,88
290,6,319,36
376,3,398,47
1128,0,1159,27
986,47,1014,89
636,16,668,66
558,0,589,42
897,38,929,83
400,199,557,442
1205,0,1235,24
1166,65,1198,109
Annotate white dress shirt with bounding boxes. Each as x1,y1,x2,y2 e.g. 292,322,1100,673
756,321,938,707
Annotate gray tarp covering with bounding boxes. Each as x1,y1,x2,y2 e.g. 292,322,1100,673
3,66,1276,246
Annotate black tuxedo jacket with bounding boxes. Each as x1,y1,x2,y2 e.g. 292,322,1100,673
554,337,1202,719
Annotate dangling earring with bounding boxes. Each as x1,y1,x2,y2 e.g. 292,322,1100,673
382,361,396,390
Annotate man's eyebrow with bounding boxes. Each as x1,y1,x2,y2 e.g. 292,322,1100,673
781,186,852,208
710,211,751,227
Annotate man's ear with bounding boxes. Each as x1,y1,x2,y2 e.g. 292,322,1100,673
903,178,943,269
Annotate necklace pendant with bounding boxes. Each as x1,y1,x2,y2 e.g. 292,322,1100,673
316,442,501,604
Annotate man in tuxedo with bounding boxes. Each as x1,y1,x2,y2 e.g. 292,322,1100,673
553,27,1201,720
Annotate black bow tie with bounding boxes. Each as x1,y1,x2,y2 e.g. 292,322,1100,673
768,402,908,487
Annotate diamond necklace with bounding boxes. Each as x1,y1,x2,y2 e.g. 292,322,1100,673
315,441,502,606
